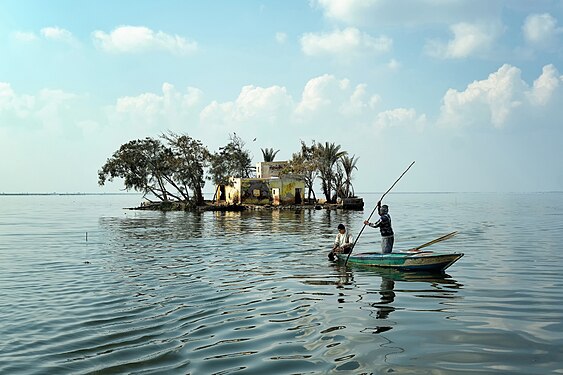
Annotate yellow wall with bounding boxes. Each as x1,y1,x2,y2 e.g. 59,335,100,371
216,176,305,205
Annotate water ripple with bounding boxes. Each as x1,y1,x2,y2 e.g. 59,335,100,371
1,193,563,374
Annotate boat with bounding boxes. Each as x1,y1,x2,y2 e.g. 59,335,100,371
336,251,464,272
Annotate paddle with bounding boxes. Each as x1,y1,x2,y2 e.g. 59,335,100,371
404,231,458,252
344,161,415,266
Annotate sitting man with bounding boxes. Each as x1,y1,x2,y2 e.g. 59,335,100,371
328,223,354,261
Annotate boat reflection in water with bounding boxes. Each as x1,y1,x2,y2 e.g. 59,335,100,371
329,263,463,334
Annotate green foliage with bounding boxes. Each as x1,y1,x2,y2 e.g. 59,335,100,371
261,147,280,162
316,142,347,203
336,154,359,198
98,134,210,204
286,140,319,202
209,133,253,186
162,132,210,205
98,132,359,207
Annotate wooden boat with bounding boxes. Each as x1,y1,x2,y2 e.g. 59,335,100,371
336,251,464,272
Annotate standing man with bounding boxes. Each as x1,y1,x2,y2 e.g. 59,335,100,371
329,223,354,261
364,201,394,253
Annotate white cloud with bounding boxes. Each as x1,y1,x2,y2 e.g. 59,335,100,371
40,26,76,44
312,0,500,27
200,85,294,127
528,64,562,106
295,74,344,114
92,26,198,54
199,75,381,134
0,82,35,118
438,64,563,128
275,32,288,44
425,22,499,59
111,83,204,129
295,74,381,126
12,31,38,42
12,27,76,44
0,83,82,133
522,13,562,48
301,27,392,58
373,108,427,132
387,58,400,71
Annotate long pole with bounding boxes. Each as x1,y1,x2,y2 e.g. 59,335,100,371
344,161,415,266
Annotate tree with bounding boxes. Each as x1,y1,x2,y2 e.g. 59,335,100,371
285,140,319,203
261,147,280,162
98,137,180,202
316,142,347,203
161,132,210,205
209,133,253,187
98,134,210,205
336,155,359,198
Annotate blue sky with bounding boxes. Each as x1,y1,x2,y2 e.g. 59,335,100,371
1,0,562,193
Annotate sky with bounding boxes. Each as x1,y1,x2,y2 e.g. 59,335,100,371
1,0,562,194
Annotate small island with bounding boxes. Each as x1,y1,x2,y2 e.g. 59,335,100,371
99,133,363,212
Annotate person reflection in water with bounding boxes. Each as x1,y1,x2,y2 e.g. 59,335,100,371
376,277,396,320
328,224,353,261
369,276,396,334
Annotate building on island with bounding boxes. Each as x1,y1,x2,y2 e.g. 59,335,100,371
215,161,305,206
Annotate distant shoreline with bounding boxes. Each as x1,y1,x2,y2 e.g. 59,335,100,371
0,192,140,196
2,191,562,196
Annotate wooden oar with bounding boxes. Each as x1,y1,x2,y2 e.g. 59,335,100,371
405,231,458,252
344,161,415,266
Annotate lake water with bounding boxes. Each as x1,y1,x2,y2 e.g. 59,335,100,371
1,193,562,374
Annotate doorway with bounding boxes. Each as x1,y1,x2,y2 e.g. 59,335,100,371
295,188,302,204
272,188,280,206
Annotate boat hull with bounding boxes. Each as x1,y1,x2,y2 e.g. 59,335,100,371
337,251,464,272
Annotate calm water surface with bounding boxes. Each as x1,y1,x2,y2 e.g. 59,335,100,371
1,193,562,374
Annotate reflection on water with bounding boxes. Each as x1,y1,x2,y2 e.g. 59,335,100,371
1,193,563,374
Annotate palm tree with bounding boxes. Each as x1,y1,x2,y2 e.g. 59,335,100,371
261,147,280,162
339,155,359,198
316,142,347,203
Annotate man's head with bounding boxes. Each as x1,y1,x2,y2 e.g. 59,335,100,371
337,223,346,233
380,204,389,214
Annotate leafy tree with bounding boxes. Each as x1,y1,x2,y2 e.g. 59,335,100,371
261,147,280,162
161,132,210,205
98,137,179,202
316,142,347,203
209,133,253,187
98,134,210,205
285,140,319,203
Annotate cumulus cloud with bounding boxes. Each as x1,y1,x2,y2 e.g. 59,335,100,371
527,64,562,106
0,83,81,133
298,78,377,116
301,27,392,58
373,108,427,132
111,83,204,128
11,27,77,45
92,26,198,54
425,22,499,59
40,26,76,44
198,75,381,134
522,13,562,49
438,64,563,128
312,0,500,27
200,85,294,128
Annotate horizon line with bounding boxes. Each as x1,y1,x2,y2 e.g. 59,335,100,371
1,191,562,196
